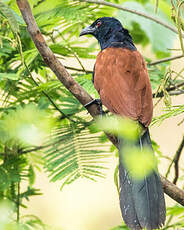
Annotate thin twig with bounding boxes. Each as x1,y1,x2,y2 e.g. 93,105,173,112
155,0,159,14
173,136,184,184
80,0,184,37
148,54,184,66
165,136,184,180
16,181,20,223
162,215,174,230
59,32,86,72
152,81,184,98
64,65,93,73
169,90,184,95
24,62,76,122
0,140,58,156
19,143,51,155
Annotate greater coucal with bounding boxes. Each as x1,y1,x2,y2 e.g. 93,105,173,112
80,17,166,230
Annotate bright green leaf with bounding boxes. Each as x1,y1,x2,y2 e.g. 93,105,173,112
0,73,18,80
122,146,157,179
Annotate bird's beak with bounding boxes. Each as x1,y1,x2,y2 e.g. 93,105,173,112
79,26,96,36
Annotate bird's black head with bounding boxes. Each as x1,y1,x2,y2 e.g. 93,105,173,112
80,17,136,50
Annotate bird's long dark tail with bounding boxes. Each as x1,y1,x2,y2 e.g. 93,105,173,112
119,129,166,230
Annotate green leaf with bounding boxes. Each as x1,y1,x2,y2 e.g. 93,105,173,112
0,72,18,80
110,224,130,230
28,165,35,186
44,122,111,189
19,214,46,230
76,74,99,98
152,104,184,125
96,116,140,141
167,205,184,216
147,63,167,89
0,167,9,190
121,146,157,179
0,2,19,33
0,104,55,146
117,1,176,57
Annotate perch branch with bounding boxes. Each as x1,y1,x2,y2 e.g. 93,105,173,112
16,0,184,206
160,175,184,206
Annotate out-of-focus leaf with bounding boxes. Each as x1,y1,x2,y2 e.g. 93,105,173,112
0,104,55,146
121,146,157,179
0,72,18,80
110,224,130,230
147,63,167,89
75,74,99,97
167,205,184,216
96,115,140,141
152,104,184,125
28,165,35,186
0,2,19,33
117,1,176,57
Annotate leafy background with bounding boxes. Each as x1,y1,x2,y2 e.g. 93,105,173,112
0,0,184,229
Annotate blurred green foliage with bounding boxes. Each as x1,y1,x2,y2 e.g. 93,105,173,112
96,116,140,140
0,104,55,146
96,115,157,179
122,146,157,179
118,1,176,58
0,0,184,229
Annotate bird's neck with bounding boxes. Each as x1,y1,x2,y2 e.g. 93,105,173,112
98,30,136,51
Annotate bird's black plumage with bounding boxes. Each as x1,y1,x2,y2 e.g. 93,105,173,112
80,17,136,50
80,17,166,230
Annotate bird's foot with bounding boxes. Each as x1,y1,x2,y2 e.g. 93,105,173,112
84,99,104,117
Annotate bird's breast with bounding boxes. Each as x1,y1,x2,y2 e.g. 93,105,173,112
94,47,153,127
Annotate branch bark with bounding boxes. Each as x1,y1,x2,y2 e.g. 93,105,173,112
160,175,184,206
16,0,184,206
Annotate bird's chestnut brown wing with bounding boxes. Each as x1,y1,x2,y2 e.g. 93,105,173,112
94,48,153,127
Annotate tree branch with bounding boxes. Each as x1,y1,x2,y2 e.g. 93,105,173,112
16,0,184,206
64,65,92,74
160,175,184,206
153,81,184,98
80,0,184,38
148,54,184,66
173,136,184,184
165,136,184,181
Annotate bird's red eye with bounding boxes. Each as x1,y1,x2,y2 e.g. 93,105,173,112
96,21,102,27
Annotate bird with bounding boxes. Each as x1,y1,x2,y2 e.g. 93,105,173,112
80,17,166,230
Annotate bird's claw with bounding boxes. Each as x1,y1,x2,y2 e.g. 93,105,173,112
84,99,104,117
